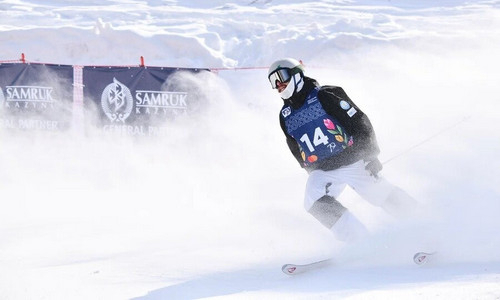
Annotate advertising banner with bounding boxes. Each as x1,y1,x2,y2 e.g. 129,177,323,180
0,63,74,132
83,66,204,136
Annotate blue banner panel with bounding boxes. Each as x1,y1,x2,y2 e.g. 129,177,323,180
83,66,204,136
0,63,74,132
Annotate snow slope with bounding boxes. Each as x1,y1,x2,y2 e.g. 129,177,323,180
1,0,500,299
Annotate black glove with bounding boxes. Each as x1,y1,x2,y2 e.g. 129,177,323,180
364,158,383,178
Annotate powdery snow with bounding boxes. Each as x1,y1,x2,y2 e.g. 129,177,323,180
1,1,500,299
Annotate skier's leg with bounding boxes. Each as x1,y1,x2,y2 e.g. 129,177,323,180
379,185,419,218
305,170,369,242
346,161,419,218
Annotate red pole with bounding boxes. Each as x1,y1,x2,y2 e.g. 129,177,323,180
21,53,26,63
140,56,145,67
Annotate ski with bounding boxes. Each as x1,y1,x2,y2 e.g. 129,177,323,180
282,252,434,275
413,251,436,265
282,259,332,275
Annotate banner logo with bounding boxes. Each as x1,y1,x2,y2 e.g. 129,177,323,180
2,85,55,109
101,78,133,122
135,90,188,115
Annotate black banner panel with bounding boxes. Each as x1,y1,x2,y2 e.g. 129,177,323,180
0,63,74,132
83,66,203,136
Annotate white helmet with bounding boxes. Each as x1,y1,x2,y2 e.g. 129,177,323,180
268,58,305,100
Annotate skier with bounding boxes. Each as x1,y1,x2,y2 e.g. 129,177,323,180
268,58,418,242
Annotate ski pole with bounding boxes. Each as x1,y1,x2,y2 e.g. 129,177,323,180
382,116,471,165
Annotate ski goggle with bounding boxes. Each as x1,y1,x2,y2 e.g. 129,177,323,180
268,68,293,89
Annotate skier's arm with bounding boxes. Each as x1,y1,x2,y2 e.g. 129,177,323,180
318,86,380,159
280,115,305,168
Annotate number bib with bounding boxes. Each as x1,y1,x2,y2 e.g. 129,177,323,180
282,88,353,166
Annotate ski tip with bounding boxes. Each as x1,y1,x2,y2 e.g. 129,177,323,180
281,259,332,275
282,264,298,275
413,251,436,265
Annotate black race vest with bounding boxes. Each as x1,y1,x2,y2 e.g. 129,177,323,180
282,87,354,166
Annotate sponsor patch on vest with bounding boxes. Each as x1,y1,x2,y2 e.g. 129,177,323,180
282,106,291,118
340,100,350,110
307,97,318,104
347,107,357,117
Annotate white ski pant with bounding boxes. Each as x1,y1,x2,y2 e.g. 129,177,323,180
304,160,416,242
